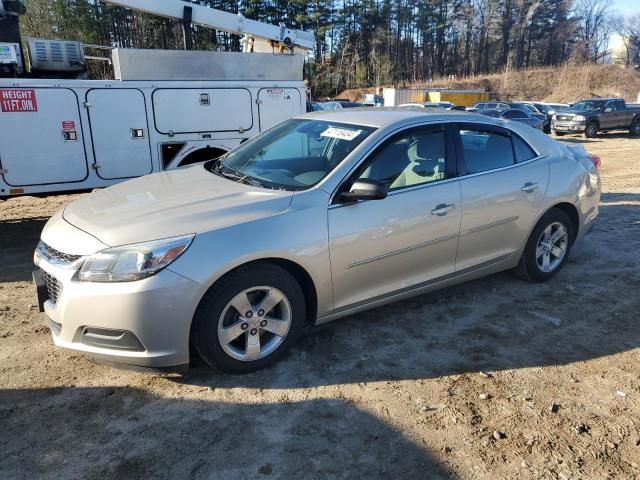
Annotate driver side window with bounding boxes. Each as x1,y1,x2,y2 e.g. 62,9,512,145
356,129,447,191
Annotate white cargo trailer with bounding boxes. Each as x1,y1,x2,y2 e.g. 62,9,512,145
0,50,307,198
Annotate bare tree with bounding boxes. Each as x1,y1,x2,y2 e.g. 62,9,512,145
574,0,612,62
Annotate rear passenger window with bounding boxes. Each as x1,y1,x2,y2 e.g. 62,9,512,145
512,135,537,163
459,129,514,174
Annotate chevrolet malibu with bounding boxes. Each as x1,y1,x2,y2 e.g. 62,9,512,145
33,110,601,373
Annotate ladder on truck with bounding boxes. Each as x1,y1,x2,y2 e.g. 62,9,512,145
102,0,315,54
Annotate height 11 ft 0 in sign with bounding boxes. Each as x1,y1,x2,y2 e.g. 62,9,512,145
0,89,38,112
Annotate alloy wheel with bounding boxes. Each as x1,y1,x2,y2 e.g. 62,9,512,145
217,287,292,361
536,222,569,273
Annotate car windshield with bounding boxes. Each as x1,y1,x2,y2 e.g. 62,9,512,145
208,119,376,191
572,100,605,111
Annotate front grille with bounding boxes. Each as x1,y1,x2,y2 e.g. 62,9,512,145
41,270,62,304
556,115,574,121
41,242,82,265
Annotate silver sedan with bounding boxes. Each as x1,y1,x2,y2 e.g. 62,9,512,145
33,109,601,372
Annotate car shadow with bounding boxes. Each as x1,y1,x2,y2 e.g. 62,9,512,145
557,137,603,144
0,387,453,479
0,216,49,282
175,193,640,390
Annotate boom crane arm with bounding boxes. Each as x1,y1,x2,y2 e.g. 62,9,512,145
101,0,314,53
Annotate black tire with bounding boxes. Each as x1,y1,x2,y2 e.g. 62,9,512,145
552,130,565,137
629,120,640,137
515,208,574,283
190,262,306,373
584,122,598,138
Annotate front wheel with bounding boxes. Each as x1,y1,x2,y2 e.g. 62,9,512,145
584,122,598,138
515,209,573,282
191,263,306,373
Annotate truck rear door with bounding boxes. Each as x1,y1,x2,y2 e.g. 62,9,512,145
86,88,153,180
0,87,88,187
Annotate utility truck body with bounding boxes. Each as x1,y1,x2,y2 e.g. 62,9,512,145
0,59,306,197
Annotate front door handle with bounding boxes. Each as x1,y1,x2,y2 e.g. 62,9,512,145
521,182,539,193
431,203,456,216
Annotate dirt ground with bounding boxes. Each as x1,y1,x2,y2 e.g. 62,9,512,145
1,133,639,480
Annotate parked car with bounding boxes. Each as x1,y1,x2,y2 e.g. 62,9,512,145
467,101,510,112
551,98,640,138
533,102,570,115
320,100,363,110
531,102,570,133
547,103,570,113
397,102,454,110
478,108,545,130
308,101,324,112
362,94,384,107
508,102,550,132
34,109,601,373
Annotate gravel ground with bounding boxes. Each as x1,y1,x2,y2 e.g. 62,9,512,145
1,134,639,479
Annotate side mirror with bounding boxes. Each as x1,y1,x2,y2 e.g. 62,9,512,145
337,179,387,203
604,107,613,113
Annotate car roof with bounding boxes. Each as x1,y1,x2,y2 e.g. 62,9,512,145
297,108,504,128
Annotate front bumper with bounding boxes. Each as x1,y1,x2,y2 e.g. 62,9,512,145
552,121,586,133
35,257,203,369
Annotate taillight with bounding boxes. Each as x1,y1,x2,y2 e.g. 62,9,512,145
587,154,601,170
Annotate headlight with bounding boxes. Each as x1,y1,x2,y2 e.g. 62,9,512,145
78,235,194,282
573,115,586,122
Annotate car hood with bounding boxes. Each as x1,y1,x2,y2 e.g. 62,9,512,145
558,110,593,117
63,165,294,246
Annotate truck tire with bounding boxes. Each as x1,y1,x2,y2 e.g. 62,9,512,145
552,130,565,137
630,120,640,137
584,122,598,138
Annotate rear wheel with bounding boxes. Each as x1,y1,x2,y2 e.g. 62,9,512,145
584,122,598,138
515,209,573,282
629,120,640,137
191,263,306,373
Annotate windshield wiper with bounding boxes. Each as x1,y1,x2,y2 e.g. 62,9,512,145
214,164,265,188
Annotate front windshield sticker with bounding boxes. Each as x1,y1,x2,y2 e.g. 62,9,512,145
321,127,362,141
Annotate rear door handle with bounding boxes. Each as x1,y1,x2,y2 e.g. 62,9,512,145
521,182,539,193
431,203,456,216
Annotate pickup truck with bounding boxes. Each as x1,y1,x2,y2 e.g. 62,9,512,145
551,98,640,138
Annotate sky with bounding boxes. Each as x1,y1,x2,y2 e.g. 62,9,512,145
612,0,640,16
